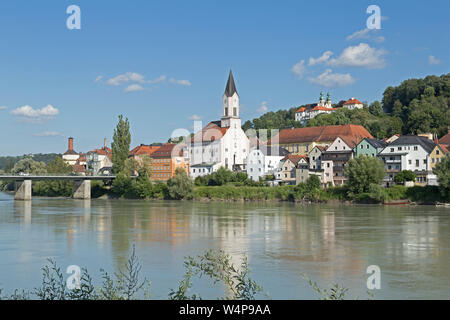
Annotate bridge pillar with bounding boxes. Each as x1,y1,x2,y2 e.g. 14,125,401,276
14,179,32,201
73,180,91,199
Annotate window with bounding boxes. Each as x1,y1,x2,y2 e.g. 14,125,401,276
390,148,394,152
423,159,427,164
436,158,440,163
432,158,435,163
409,160,412,165
360,145,363,149
398,147,402,151
416,160,419,167
414,146,418,151
436,150,440,155
366,145,369,149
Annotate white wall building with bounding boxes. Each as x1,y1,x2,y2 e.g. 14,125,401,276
342,98,364,110
247,146,289,181
62,137,80,165
188,70,250,176
378,135,435,185
295,92,337,124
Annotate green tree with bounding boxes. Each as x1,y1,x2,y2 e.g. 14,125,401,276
112,172,134,196
167,168,194,200
111,115,131,174
434,155,450,195
394,170,416,184
344,156,385,194
46,156,72,174
305,175,321,191
11,158,47,175
134,171,153,199
212,167,234,186
369,101,383,116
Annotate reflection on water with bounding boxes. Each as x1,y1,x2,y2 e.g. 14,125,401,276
0,192,449,299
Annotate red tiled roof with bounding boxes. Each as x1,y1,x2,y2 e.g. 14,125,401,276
191,121,229,143
438,144,449,154
344,98,363,105
439,132,450,145
270,124,373,145
282,154,307,165
151,143,185,158
130,144,161,156
88,147,112,159
73,164,86,173
296,107,306,113
311,106,338,111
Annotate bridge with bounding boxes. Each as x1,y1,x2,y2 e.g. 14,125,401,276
0,175,116,200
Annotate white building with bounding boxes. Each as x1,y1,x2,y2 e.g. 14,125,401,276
247,146,289,181
62,137,80,165
378,135,435,186
295,92,337,124
188,70,250,176
342,97,364,110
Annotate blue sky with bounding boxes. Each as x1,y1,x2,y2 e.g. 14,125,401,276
0,0,448,155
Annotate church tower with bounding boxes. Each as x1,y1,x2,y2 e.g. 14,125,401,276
221,70,241,128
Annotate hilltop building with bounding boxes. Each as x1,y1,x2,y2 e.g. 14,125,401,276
295,92,337,124
188,70,249,176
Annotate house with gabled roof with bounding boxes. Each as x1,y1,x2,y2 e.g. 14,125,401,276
247,146,289,181
342,97,364,110
354,138,386,158
439,128,450,147
378,135,436,186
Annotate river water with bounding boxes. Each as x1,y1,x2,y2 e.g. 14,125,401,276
0,192,449,299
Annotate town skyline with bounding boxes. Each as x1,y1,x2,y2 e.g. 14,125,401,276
0,0,448,155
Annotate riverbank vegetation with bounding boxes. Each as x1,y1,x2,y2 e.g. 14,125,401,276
0,247,372,300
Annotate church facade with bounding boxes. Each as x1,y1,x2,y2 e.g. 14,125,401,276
188,70,250,176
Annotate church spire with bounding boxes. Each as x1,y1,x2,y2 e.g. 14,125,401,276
224,69,238,97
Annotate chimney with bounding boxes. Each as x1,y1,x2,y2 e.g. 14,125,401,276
104,138,107,148
68,137,74,151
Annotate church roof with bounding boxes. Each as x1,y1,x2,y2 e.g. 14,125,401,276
191,121,229,143
224,70,238,97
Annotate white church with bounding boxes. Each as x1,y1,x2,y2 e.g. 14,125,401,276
188,70,250,178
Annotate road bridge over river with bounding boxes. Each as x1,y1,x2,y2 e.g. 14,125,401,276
0,175,116,200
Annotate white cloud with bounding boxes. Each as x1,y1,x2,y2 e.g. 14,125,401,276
291,60,306,79
107,72,146,86
94,75,103,83
148,75,167,84
0,106,6,110
33,131,62,137
346,29,385,43
309,51,333,66
429,55,441,65
169,78,191,86
257,101,268,114
11,104,59,120
308,69,355,88
188,114,202,121
328,43,387,69
124,84,144,92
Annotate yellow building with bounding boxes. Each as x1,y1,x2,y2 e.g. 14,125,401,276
429,144,448,169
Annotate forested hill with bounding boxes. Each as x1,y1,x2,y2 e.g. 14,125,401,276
242,73,450,140
0,153,60,171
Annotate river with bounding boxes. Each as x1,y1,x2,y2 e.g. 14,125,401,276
0,192,449,299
